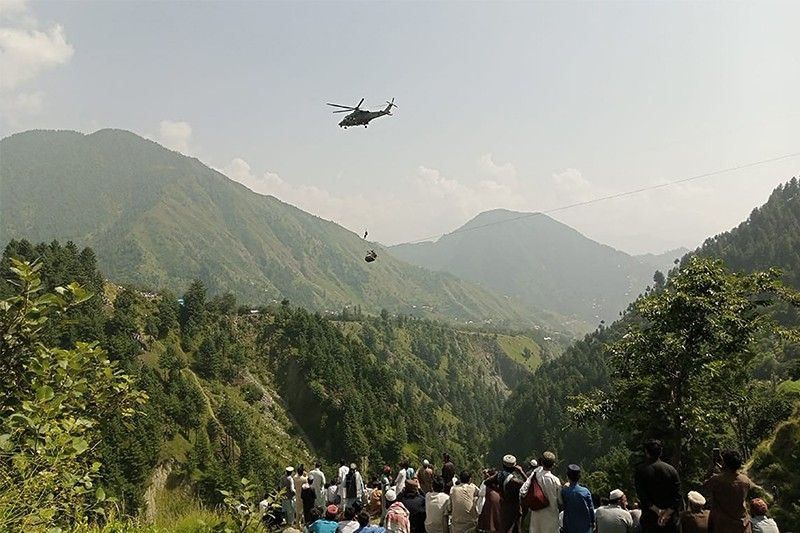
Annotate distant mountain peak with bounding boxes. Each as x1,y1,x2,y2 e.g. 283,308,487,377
0,128,559,329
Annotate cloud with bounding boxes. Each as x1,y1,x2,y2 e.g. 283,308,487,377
478,153,517,181
550,168,598,204
217,151,719,254
0,0,73,126
157,120,193,154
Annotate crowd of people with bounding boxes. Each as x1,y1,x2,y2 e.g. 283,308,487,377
262,440,783,533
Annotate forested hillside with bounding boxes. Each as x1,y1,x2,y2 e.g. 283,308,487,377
491,178,800,527
0,129,560,329
389,209,670,324
0,239,555,529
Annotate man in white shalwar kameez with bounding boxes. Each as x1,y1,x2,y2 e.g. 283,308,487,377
338,459,350,504
519,451,562,533
310,461,327,507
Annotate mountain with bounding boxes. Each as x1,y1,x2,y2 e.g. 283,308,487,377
0,129,554,327
389,209,660,323
636,247,690,273
491,178,800,514
0,239,559,520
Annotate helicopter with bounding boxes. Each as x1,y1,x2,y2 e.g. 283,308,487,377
327,98,397,128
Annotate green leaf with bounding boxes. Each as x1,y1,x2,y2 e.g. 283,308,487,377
72,437,88,454
36,385,55,401
95,487,106,502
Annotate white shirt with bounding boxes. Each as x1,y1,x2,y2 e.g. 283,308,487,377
751,516,780,533
425,492,450,533
520,467,562,512
338,520,359,533
310,468,327,499
338,465,350,497
395,468,407,495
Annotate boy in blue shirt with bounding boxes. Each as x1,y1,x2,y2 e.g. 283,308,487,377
560,464,595,533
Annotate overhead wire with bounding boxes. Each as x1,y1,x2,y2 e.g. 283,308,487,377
402,151,800,245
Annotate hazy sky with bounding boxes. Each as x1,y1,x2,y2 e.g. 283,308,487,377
2,0,799,254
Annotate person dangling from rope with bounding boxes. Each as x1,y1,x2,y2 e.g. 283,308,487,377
365,250,377,263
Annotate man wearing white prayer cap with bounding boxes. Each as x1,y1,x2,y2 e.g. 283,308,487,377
595,489,633,533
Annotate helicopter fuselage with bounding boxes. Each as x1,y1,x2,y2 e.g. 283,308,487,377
339,109,389,128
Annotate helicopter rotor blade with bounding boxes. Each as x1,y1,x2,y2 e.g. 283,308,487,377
332,109,351,113
356,98,364,109
327,103,356,110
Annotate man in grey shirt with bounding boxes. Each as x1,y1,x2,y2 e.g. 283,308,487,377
595,489,634,533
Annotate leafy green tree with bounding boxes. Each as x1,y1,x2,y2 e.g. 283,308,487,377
181,280,208,340
196,336,222,379
571,256,800,480
0,259,146,531
156,290,180,339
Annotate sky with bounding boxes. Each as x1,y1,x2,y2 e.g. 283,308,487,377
1,0,799,254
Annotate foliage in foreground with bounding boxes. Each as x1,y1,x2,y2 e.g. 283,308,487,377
571,256,800,485
0,260,146,531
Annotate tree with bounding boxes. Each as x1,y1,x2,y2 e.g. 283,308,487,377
181,279,207,340
0,259,146,530
570,256,800,481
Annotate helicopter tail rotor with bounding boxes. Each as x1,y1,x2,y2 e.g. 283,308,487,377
384,98,397,114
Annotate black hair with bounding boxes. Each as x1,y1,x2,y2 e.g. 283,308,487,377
432,476,445,492
309,507,322,523
344,506,356,520
567,467,581,483
721,449,743,471
357,511,370,527
644,439,663,459
459,470,471,483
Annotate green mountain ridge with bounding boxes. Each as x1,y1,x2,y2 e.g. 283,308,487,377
0,129,560,329
491,177,800,526
389,208,663,323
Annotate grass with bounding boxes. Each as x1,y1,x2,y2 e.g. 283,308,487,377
777,379,800,397
495,334,542,372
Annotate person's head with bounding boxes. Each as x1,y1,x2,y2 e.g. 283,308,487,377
399,459,409,469
309,507,322,524
721,449,743,472
286,466,295,477
502,454,517,472
340,458,347,466
343,506,356,521
630,502,639,510
644,439,663,460
385,488,397,504
687,491,706,512
404,478,420,494
357,511,371,528
325,505,338,520
383,465,392,476
443,453,451,462
297,466,305,475
566,464,581,484
350,463,358,471
432,476,445,493
750,498,769,517
609,489,625,507
423,459,430,468
459,470,471,484
316,461,322,468
541,451,556,470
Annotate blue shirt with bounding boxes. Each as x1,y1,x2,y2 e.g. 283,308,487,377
355,527,386,533
308,519,339,533
561,484,595,533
